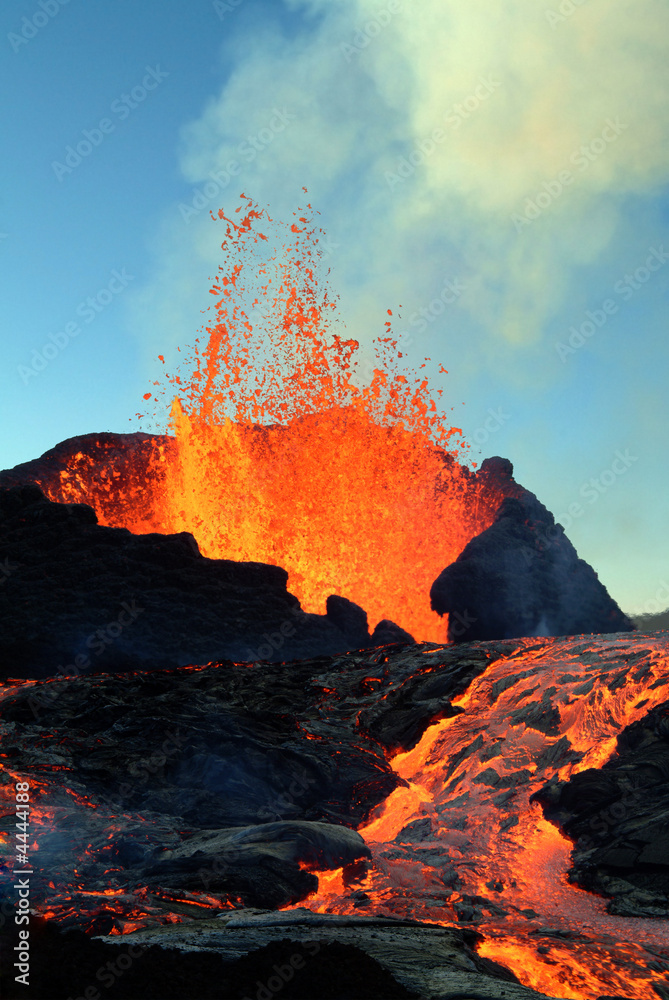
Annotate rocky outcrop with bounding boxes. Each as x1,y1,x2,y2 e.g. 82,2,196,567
0,430,172,531
533,697,669,918
430,457,634,643
0,910,551,1000
0,485,412,679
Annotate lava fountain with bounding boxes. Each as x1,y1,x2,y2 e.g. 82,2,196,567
39,195,505,641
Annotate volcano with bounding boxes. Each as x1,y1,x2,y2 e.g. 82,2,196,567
1,199,666,1000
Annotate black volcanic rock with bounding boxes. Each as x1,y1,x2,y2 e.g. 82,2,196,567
533,698,669,917
356,640,513,752
0,650,404,829
0,484,395,679
370,619,415,646
430,458,634,643
0,653,400,924
326,594,371,649
0,918,424,1000
0,641,565,999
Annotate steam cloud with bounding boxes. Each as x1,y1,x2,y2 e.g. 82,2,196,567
133,0,669,359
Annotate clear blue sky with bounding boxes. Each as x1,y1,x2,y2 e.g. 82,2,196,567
1,0,668,616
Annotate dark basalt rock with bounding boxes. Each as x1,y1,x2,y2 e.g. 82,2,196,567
326,594,372,649
0,641,506,939
0,657,400,830
0,916,422,1000
430,457,634,643
356,640,514,752
0,654,402,940
135,821,371,909
324,601,416,650
370,619,415,646
0,484,406,679
533,699,669,917
2,635,664,998
0,910,545,1000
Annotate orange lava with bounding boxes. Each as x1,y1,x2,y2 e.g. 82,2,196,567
287,634,669,999
40,195,503,640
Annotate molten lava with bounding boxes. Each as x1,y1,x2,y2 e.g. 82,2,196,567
2,637,668,998
284,634,669,999
38,195,503,641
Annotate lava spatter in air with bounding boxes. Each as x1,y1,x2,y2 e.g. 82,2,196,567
45,195,502,641
149,196,498,641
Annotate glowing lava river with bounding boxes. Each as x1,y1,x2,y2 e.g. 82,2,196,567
284,635,669,998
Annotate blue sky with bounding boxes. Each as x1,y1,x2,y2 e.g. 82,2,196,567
1,0,668,616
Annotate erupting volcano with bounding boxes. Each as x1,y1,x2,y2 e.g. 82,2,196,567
1,199,667,1000
29,195,506,642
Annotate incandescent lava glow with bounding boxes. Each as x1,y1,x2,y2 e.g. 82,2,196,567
42,195,505,641
287,635,669,1000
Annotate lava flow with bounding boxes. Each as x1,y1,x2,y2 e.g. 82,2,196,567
2,635,669,998
285,634,669,999
37,195,505,641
